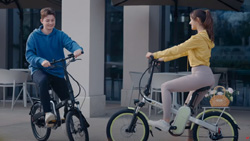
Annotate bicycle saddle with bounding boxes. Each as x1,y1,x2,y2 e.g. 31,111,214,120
194,86,211,94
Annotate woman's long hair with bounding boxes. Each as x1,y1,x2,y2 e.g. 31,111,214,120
190,9,214,42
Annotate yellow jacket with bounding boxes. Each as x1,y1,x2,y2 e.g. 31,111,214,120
153,30,214,67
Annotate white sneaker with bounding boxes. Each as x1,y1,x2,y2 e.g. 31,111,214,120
148,119,170,132
45,112,56,127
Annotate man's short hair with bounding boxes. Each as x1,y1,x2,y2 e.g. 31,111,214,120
40,7,56,19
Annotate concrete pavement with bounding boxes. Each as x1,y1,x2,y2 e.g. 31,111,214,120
0,102,250,141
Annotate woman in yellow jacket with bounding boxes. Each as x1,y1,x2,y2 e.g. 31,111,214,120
146,9,215,140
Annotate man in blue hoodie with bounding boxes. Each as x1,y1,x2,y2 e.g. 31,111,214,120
26,7,83,127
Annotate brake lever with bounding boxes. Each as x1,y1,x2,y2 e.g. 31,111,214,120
149,55,160,66
68,53,74,57
70,58,82,63
70,57,76,62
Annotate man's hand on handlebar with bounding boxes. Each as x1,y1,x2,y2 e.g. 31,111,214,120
74,49,83,58
44,50,83,67
41,60,51,67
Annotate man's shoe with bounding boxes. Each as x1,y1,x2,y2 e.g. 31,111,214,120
45,112,56,127
148,119,170,132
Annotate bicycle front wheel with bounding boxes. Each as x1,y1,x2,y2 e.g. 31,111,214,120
30,102,51,141
106,108,149,141
66,110,89,141
193,111,238,141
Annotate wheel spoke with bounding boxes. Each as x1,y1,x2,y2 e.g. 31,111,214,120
106,109,149,141
30,102,51,141
66,111,88,141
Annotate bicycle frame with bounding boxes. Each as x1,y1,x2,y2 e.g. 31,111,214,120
30,53,90,141
50,53,89,127
31,53,88,127
134,96,218,133
133,58,220,133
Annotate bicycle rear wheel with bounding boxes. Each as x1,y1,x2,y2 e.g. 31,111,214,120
193,111,238,141
66,110,89,141
30,102,51,141
106,108,149,141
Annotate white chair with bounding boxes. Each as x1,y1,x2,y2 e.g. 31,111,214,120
212,73,221,89
26,73,39,99
149,73,184,116
128,71,150,106
10,69,38,106
0,69,29,110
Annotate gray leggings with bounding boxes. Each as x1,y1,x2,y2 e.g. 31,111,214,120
161,65,215,120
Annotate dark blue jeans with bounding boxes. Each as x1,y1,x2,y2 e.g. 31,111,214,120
32,69,69,113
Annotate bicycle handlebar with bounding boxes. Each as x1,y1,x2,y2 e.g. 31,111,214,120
149,55,160,64
50,51,83,65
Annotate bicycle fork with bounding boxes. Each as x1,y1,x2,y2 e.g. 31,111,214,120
126,106,142,133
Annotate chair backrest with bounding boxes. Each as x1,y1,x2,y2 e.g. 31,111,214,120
212,73,221,89
129,71,150,89
0,69,28,84
151,73,184,89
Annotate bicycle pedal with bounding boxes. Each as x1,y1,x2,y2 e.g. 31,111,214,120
169,126,177,130
46,123,55,128
61,118,65,123
48,120,57,124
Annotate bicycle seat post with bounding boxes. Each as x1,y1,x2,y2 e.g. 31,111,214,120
187,86,211,114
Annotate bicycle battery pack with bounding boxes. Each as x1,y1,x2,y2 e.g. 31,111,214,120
171,105,191,135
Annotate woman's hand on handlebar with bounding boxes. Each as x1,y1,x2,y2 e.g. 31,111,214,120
41,60,51,67
74,49,83,58
146,52,154,59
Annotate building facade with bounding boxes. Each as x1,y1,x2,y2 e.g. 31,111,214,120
1,0,250,118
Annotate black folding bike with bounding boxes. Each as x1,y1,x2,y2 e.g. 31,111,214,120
29,53,89,141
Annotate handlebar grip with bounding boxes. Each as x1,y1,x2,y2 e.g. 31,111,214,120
50,59,55,65
68,53,74,57
150,55,154,60
149,55,161,65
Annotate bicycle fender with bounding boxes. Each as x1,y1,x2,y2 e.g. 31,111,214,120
190,109,237,130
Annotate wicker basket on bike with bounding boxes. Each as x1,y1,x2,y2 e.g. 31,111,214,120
209,86,230,107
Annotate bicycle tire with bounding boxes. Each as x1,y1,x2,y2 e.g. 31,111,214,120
193,111,238,141
106,108,149,141
30,102,51,141
66,110,89,141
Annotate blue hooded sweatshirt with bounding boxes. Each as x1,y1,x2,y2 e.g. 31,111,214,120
26,25,83,78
